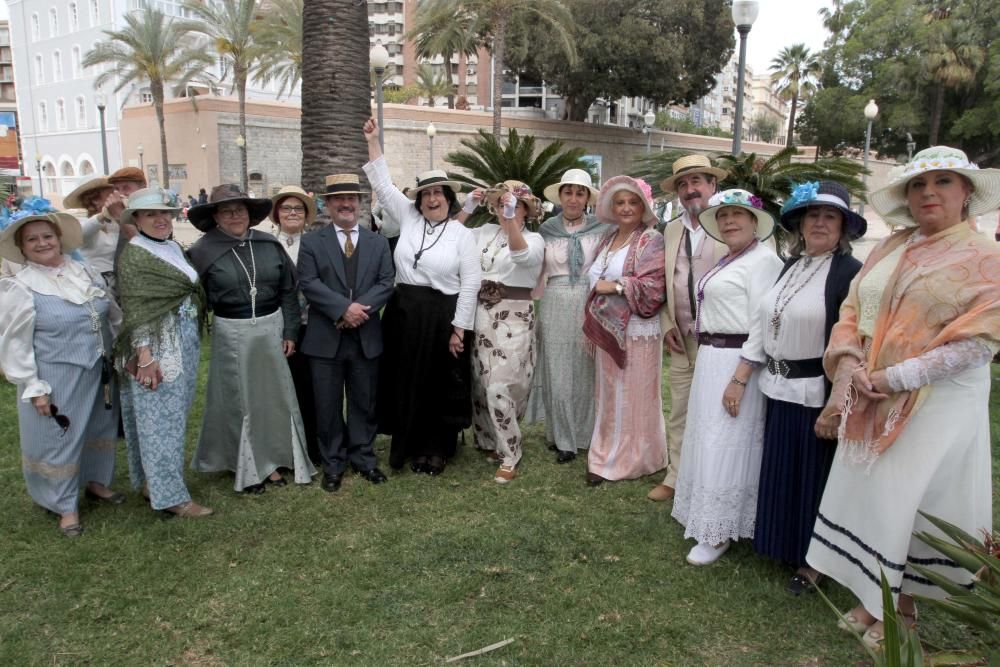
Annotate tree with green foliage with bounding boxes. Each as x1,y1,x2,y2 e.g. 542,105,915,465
749,114,780,143
254,0,303,100
84,7,211,188
383,84,422,105
414,65,456,108
405,4,479,110
770,44,822,147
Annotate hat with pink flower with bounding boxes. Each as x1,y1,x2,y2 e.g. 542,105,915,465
595,175,658,226
698,188,776,242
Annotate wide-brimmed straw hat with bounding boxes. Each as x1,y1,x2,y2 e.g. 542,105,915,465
406,169,463,199
271,185,317,225
869,145,1000,227
320,174,366,198
0,197,83,263
698,189,776,242
660,154,728,194
187,184,273,232
64,176,112,210
485,180,543,220
542,168,599,205
595,176,658,226
780,181,867,240
119,187,182,227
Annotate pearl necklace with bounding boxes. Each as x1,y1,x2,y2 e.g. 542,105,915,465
230,235,259,324
769,252,831,340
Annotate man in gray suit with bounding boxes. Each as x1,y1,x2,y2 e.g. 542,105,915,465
298,174,396,492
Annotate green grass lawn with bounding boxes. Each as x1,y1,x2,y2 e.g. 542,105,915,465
1,349,997,666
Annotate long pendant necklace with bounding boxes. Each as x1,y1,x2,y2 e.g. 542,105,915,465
598,228,637,279
769,253,831,339
231,239,259,324
413,217,448,269
694,239,758,337
480,227,508,272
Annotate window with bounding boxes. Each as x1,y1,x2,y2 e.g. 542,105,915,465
35,55,44,84
68,3,79,31
56,98,66,129
71,46,82,77
75,95,87,127
31,13,41,41
89,0,99,26
38,102,48,130
139,90,153,104
49,7,59,37
52,51,62,81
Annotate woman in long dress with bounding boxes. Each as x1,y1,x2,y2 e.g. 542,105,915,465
0,199,122,536
536,169,606,463
187,185,315,493
806,147,1000,649
116,188,212,517
742,181,864,593
582,176,667,485
362,118,481,476
670,189,783,566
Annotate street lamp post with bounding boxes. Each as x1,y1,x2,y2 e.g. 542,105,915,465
426,122,437,169
731,0,760,155
643,109,656,153
906,132,916,161
860,99,878,216
370,43,390,152
35,153,43,197
95,93,109,174
137,143,144,173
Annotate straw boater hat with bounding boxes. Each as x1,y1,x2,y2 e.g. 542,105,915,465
659,154,728,194
542,168,600,205
119,187,181,227
0,198,83,264
780,181,867,240
107,166,147,188
63,176,112,210
270,185,317,225
321,174,366,198
406,169,463,199
485,180,542,220
595,175,658,226
186,184,272,232
869,145,1000,227
698,189,776,242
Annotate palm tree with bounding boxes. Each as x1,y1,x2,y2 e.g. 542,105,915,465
406,3,479,109
414,65,456,107
183,0,266,193
770,44,822,147
84,7,211,188
923,18,985,145
254,0,303,100
445,128,591,227
299,0,370,196
416,0,575,137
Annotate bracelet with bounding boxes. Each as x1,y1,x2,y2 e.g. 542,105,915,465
138,358,157,368
451,331,463,339
730,376,747,387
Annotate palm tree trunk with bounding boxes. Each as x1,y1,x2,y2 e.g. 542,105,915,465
490,14,507,138
458,51,468,103
301,0,371,196
785,91,798,146
237,67,249,193
444,55,455,109
929,86,944,146
152,80,169,188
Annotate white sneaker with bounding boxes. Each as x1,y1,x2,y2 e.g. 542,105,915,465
685,540,731,566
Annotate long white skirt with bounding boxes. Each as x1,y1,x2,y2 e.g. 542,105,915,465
671,345,767,545
806,365,992,620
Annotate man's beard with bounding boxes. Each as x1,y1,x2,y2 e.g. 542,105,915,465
683,197,705,218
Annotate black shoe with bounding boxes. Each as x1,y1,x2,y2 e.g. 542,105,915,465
357,468,388,484
425,456,446,476
84,488,127,505
321,473,343,493
265,474,287,488
546,443,558,452
586,472,605,486
411,456,429,474
786,573,821,596
243,483,266,495
555,450,576,464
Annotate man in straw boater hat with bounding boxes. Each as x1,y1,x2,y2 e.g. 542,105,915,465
297,174,395,492
647,154,730,502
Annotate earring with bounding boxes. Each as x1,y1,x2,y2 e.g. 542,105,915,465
964,197,972,206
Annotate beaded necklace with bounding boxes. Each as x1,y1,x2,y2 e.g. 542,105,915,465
230,231,259,324
480,227,508,272
413,217,449,269
769,252,832,339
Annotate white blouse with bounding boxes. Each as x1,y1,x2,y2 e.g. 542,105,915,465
363,156,481,330
78,213,120,274
473,223,544,289
745,255,832,407
696,242,783,359
131,235,198,283
274,229,303,264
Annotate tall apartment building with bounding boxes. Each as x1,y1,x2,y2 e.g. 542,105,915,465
750,74,788,142
0,20,21,178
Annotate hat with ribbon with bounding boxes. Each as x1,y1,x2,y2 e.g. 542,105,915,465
780,180,867,240
119,187,182,227
485,180,543,220
321,174,366,198
186,184,273,232
406,169,463,199
271,185,318,225
659,154,728,194
698,188,776,243
542,168,600,205
0,197,83,263
595,176,658,226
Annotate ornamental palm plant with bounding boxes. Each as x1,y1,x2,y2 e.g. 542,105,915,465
445,128,591,227
406,3,480,109
414,65,457,108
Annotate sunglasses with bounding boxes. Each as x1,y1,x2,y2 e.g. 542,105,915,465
49,404,71,435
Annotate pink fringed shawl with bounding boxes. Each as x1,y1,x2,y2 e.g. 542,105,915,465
824,223,1000,462
583,228,666,368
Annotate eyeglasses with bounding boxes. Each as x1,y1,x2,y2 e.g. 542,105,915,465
49,404,71,435
216,207,248,219
279,205,306,214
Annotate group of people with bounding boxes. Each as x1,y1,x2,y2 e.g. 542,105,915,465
1,122,997,651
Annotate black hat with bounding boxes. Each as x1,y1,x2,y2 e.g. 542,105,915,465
779,181,867,240
187,184,273,233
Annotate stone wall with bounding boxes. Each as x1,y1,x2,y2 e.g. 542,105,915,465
216,112,302,195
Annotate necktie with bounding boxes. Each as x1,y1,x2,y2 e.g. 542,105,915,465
343,229,354,258
684,229,697,324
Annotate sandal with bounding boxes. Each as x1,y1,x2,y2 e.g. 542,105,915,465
837,610,875,634
59,523,84,538
164,501,214,518
494,465,516,484
861,623,884,650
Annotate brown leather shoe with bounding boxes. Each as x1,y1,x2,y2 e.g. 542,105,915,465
647,484,675,501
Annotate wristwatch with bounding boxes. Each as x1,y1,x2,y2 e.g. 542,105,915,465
614,281,624,295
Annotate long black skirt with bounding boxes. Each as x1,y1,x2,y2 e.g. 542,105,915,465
752,397,837,568
377,284,472,468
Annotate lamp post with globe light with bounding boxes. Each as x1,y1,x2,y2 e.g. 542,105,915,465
426,122,437,169
370,43,390,152
95,93,109,174
644,109,656,153
860,99,878,216
730,0,759,155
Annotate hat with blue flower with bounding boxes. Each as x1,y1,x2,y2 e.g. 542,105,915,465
0,197,83,264
698,188,775,242
780,181,867,240
870,146,1000,227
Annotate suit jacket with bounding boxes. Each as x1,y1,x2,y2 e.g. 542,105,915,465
298,224,395,360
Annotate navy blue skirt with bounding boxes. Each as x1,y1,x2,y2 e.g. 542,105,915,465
752,397,836,567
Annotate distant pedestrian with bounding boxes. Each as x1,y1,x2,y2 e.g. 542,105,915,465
198,188,208,205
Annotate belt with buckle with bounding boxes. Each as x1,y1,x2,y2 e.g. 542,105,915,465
765,355,824,379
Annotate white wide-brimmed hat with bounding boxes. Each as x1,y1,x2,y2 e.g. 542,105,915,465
406,169,463,199
595,175,658,226
543,168,599,205
0,198,83,263
119,187,182,226
870,145,1000,227
698,189,776,243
